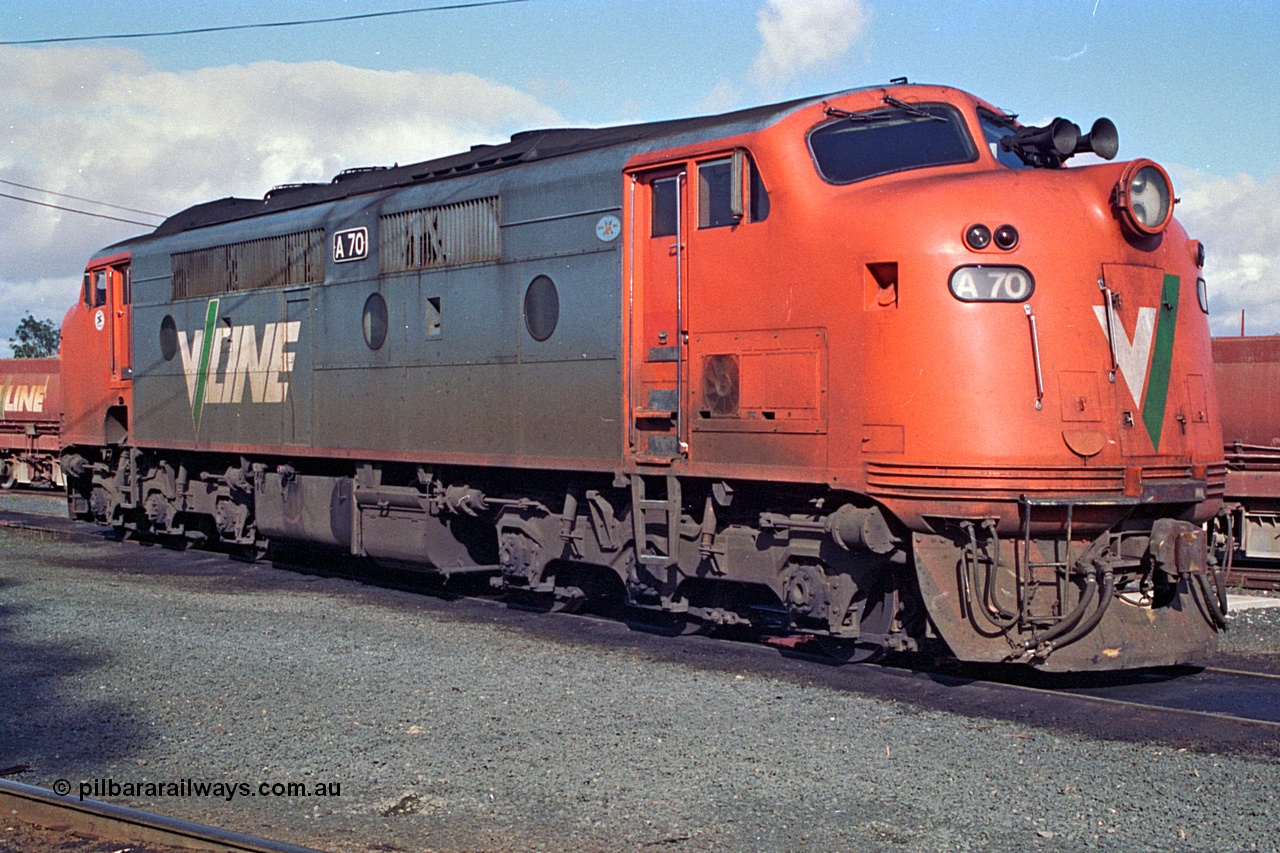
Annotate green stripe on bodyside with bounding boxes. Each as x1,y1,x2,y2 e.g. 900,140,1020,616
191,298,220,435
1141,274,1180,450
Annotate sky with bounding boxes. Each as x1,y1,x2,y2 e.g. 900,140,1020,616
2,0,1278,354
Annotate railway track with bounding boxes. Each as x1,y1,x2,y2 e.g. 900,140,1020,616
4,497,1280,750
920,663,1280,732
0,778,325,853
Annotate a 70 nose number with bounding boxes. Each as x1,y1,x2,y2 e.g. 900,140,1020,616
949,265,1035,303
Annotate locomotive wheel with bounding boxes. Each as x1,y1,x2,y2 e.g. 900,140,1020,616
624,608,701,636
812,636,886,665
230,541,269,563
0,461,15,490
551,585,586,614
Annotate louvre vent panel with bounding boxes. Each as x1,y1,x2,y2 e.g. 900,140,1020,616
172,229,325,299
380,197,501,273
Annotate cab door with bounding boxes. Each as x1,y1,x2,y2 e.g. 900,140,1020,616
626,166,688,463
110,264,132,385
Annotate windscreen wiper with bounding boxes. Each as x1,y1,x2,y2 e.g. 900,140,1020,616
881,94,946,121
823,96,945,123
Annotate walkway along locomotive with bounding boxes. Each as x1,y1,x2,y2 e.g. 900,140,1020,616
59,83,1229,670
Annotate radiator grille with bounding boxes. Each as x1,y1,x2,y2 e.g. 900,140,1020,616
172,229,325,299
380,197,501,273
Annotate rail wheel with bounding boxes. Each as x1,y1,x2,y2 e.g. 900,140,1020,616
624,608,702,636
812,636,886,665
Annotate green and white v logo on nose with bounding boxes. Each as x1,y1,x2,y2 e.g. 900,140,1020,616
1092,274,1180,451
1093,304,1156,405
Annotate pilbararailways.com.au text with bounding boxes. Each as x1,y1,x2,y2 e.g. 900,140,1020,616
53,777,342,802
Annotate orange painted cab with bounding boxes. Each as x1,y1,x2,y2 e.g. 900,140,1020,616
61,252,132,448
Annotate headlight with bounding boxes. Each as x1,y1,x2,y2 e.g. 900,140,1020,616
1115,159,1174,236
1197,277,1209,314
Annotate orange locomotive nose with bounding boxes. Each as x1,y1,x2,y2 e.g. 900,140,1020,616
800,96,1220,668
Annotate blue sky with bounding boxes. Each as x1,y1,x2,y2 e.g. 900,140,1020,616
2,0,1278,350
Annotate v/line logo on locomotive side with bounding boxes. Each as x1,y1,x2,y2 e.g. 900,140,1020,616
178,298,301,433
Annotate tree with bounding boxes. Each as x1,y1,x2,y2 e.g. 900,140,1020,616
9,314,60,358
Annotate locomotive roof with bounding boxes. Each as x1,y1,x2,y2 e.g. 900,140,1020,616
146,90,837,239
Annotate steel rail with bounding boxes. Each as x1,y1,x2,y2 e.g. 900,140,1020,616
0,778,327,853
1203,664,1280,680
980,678,1280,732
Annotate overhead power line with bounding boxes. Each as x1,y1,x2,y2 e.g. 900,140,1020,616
0,0,534,46
0,192,158,227
0,178,164,219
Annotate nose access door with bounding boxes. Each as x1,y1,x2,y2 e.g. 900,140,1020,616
627,167,687,463
1096,263,1187,457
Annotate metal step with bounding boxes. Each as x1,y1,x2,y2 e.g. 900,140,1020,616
630,473,681,568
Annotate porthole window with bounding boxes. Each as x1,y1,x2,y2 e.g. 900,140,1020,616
159,315,178,361
362,292,388,350
524,275,559,342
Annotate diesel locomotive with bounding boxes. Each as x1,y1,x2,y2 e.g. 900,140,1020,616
59,82,1228,670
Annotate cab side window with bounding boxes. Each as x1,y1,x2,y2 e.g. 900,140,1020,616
651,176,679,238
698,159,737,229
697,152,769,229
749,160,770,222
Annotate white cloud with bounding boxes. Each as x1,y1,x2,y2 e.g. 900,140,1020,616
1170,168,1280,336
1051,44,1089,63
0,45,563,355
749,0,871,89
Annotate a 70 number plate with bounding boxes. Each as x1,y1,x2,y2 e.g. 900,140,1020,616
949,265,1035,302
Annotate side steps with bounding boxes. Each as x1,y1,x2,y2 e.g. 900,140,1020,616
629,473,681,570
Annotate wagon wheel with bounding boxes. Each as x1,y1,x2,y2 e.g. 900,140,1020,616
0,460,16,490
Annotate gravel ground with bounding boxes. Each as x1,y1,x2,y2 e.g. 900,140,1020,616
1220,588,1280,669
2,520,1279,853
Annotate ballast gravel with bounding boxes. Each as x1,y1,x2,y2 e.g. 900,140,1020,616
1,520,1279,853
